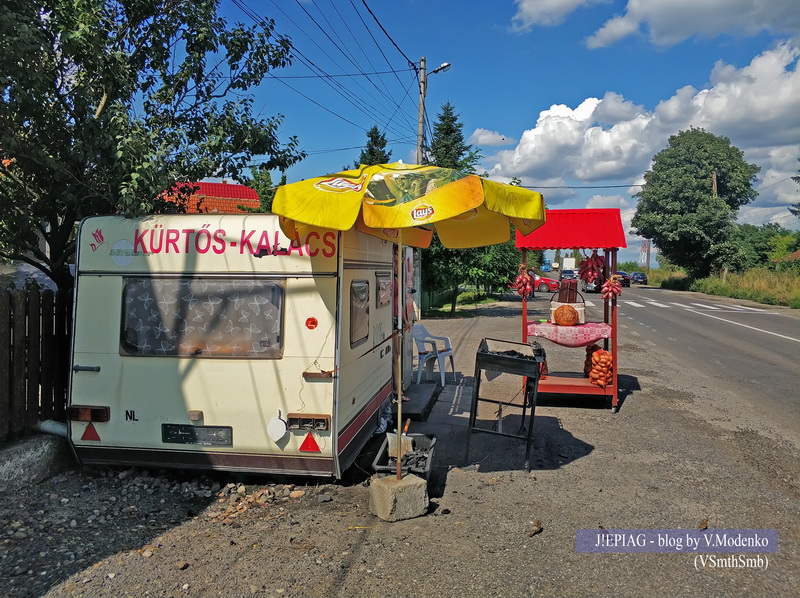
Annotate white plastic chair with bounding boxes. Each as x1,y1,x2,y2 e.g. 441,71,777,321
412,323,455,386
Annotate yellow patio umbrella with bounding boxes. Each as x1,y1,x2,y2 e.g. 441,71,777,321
273,162,545,248
272,162,546,477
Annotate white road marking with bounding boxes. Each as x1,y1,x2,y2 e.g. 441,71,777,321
730,304,764,312
647,301,671,308
691,302,721,310
625,301,645,307
688,309,800,343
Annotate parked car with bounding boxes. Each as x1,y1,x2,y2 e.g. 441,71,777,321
630,271,648,284
529,272,560,292
616,271,631,287
584,279,599,293
560,269,577,280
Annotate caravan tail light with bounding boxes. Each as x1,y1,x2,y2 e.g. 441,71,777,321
67,405,110,422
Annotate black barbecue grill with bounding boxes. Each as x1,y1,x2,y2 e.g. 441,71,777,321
465,338,544,470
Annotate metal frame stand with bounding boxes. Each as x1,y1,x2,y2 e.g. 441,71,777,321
464,338,543,471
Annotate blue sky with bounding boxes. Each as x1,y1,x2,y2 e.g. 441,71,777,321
223,0,800,266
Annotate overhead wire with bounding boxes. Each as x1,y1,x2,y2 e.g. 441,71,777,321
359,0,417,71
289,0,416,134
235,0,404,138
246,0,418,142
355,0,423,152
227,0,421,162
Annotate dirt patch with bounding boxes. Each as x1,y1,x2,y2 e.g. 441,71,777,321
1,303,798,597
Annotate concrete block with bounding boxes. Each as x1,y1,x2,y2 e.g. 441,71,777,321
369,473,428,522
0,434,74,494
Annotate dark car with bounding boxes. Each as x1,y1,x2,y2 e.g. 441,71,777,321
560,269,577,280
630,271,648,284
616,271,631,287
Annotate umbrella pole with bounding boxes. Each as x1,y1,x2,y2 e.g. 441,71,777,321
395,245,404,480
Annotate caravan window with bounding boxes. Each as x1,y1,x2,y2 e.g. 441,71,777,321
375,272,392,308
120,278,284,358
350,279,369,348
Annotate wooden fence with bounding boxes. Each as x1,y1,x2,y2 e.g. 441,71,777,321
0,287,71,443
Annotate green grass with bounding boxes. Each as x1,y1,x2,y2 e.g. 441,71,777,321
690,268,800,308
421,290,503,318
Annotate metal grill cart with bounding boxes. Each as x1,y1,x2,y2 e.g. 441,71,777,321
464,338,544,471
515,209,627,413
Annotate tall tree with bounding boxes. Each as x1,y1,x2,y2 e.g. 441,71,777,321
790,156,800,218
733,223,794,268
0,0,304,290
422,102,485,314
631,128,760,278
241,167,286,213
353,126,391,168
428,102,480,171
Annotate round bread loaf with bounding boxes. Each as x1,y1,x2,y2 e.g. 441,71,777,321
553,304,579,326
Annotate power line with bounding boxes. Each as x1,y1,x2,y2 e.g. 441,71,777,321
270,68,415,79
261,0,417,139
291,0,409,121
231,0,417,142
264,72,364,130
524,184,644,189
359,0,417,70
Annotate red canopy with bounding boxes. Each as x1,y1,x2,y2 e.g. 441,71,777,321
516,208,627,250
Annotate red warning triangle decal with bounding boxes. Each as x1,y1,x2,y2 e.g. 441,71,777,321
81,422,101,442
299,433,320,452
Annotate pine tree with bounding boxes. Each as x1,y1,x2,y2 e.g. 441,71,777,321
353,126,392,168
428,102,480,172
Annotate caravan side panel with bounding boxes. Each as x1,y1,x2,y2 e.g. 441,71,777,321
332,229,395,477
69,215,343,476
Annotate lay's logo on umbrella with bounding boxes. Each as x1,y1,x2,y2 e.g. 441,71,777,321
315,174,368,193
411,204,435,221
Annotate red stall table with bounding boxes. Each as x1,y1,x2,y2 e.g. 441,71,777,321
516,208,627,412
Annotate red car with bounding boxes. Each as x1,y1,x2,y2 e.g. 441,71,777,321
531,272,560,292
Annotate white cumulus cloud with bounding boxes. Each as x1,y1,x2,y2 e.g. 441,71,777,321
586,0,800,48
485,43,800,227
511,0,603,30
512,0,800,47
468,128,517,146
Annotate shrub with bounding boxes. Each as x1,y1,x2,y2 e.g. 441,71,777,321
690,268,800,307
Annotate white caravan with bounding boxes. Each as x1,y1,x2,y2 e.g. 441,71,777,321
67,214,398,478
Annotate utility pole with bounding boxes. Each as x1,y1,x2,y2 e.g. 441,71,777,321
416,57,427,165
416,57,450,165
414,57,450,317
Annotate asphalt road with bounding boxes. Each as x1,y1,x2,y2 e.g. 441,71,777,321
581,286,800,448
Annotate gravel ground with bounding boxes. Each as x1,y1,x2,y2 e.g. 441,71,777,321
1,293,798,598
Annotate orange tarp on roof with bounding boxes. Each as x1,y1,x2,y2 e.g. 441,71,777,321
170,182,261,213
516,208,627,250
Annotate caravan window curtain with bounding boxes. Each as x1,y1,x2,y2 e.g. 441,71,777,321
120,278,284,358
